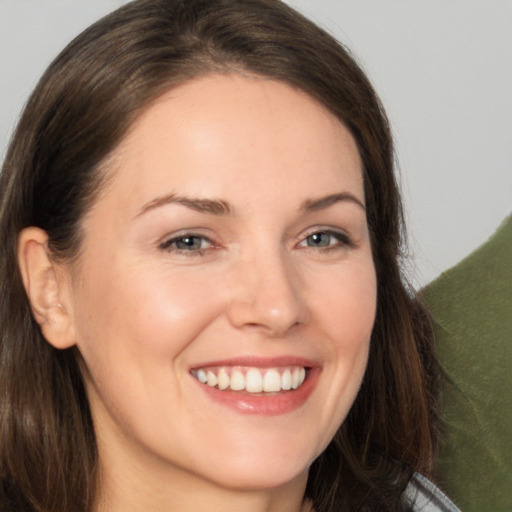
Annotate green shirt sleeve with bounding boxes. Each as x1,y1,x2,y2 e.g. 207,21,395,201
422,214,512,512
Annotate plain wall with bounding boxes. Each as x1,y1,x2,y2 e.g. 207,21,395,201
1,0,511,286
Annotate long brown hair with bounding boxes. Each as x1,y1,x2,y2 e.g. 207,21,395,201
0,1,440,510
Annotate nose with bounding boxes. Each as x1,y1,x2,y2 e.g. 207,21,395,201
226,249,308,336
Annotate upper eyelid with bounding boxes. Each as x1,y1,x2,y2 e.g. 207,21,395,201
159,233,215,249
157,226,354,249
297,226,352,242
159,228,213,241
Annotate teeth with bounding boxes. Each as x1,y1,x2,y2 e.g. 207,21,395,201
192,365,308,393
263,369,281,392
230,370,245,391
281,369,292,390
246,368,263,393
297,368,306,389
217,368,230,390
196,369,207,384
206,370,218,387
291,368,300,389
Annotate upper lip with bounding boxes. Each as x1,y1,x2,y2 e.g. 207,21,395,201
189,355,319,371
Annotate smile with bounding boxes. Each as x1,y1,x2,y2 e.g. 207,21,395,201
190,357,320,415
191,365,307,393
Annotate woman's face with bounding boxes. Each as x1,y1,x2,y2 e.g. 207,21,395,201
66,74,377,492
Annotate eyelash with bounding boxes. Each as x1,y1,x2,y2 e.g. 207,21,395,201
159,228,353,257
297,229,354,252
159,234,215,257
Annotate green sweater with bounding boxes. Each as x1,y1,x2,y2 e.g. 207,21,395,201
422,214,512,512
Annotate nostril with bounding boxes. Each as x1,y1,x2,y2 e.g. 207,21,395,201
226,299,300,332
225,258,308,333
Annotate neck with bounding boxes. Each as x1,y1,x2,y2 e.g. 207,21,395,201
93,427,312,512
96,461,311,512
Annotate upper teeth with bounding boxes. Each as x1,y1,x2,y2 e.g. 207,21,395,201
192,366,307,393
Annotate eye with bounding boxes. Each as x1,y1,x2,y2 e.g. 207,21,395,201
298,230,352,250
159,234,214,254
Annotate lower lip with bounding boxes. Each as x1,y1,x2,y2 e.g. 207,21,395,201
193,368,320,415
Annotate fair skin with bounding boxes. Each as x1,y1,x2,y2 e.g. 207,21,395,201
19,74,377,512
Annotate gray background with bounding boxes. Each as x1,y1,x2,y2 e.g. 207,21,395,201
1,0,511,287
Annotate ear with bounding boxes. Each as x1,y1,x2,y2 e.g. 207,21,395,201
18,227,76,349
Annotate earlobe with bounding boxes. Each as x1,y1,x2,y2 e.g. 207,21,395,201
17,227,76,349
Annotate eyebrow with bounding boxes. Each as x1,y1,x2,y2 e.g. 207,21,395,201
301,192,365,212
136,190,364,219
136,194,233,218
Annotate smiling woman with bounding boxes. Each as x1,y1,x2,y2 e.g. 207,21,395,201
0,1,458,512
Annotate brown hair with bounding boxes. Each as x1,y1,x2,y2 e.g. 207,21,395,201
0,1,440,510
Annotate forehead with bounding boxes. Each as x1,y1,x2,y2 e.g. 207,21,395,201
102,73,363,212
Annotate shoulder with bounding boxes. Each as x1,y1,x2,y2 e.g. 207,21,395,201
402,472,460,512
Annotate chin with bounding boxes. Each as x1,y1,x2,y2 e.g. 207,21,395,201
205,459,310,492
187,432,318,492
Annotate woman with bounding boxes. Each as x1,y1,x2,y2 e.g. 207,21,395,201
0,0,459,511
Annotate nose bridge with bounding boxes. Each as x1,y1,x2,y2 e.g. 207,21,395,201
227,241,306,334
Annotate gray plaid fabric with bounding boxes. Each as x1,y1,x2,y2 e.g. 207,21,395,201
403,473,461,512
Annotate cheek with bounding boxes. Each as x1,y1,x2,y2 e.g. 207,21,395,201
333,262,376,382
308,259,376,434
314,259,377,343
71,260,231,433
71,258,232,382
